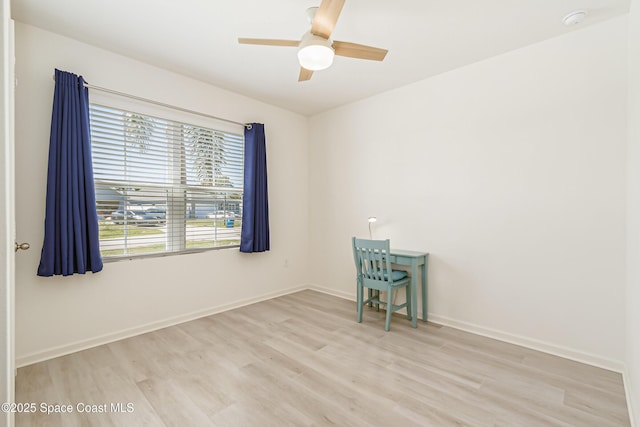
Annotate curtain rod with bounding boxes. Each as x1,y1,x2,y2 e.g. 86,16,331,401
52,75,251,129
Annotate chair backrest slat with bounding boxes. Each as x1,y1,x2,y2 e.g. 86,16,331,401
352,237,392,286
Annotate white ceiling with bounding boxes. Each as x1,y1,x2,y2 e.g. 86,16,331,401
11,0,629,116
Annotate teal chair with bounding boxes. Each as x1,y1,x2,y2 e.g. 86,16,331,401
351,237,412,331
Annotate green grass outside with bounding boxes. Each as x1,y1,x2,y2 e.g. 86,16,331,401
99,219,240,232
99,223,164,239
187,218,241,228
186,239,239,249
101,239,239,257
101,244,166,257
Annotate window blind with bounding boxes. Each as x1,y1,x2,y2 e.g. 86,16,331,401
90,104,244,259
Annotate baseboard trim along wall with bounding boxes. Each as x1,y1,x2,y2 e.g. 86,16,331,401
623,369,637,427
17,284,625,377
311,284,625,373
428,313,625,373
310,285,355,302
16,285,308,368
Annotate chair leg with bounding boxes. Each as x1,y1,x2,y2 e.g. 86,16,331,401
405,284,412,321
357,283,363,323
385,287,393,331
371,290,381,311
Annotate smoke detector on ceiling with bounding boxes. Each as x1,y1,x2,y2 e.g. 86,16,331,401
563,10,588,26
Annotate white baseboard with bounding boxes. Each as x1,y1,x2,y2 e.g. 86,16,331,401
16,285,307,368
623,369,637,427
307,284,625,373
17,284,626,377
309,285,355,301
312,286,633,420
14,283,635,424
427,313,625,373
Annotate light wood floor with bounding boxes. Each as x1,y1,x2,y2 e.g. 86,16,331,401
16,290,630,426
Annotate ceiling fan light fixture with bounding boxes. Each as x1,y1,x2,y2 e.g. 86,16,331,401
297,32,334,71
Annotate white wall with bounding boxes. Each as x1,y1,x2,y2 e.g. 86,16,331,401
309,17,628,369
627,0,640,422
13,22,309,365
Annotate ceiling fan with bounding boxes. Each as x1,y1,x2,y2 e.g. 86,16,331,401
238,0,388,82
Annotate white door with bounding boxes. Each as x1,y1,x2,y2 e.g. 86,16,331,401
1,4,16,427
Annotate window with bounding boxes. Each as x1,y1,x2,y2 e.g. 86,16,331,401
90,104,244,259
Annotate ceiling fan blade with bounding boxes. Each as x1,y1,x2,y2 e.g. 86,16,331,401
333,40,388,61
238,38,299,47
298,67,314,82
311,0,345,39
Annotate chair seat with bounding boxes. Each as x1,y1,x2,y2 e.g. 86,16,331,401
384,270,408,281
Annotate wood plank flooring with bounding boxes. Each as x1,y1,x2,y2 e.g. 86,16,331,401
15,290,630,426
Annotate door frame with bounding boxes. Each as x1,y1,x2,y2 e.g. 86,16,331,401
0,0,15,425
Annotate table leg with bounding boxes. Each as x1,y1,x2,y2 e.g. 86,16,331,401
411,261,418,328
422,255,428,322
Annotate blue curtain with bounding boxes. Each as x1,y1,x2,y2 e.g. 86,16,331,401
240,123,270,253
37,69,103,276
